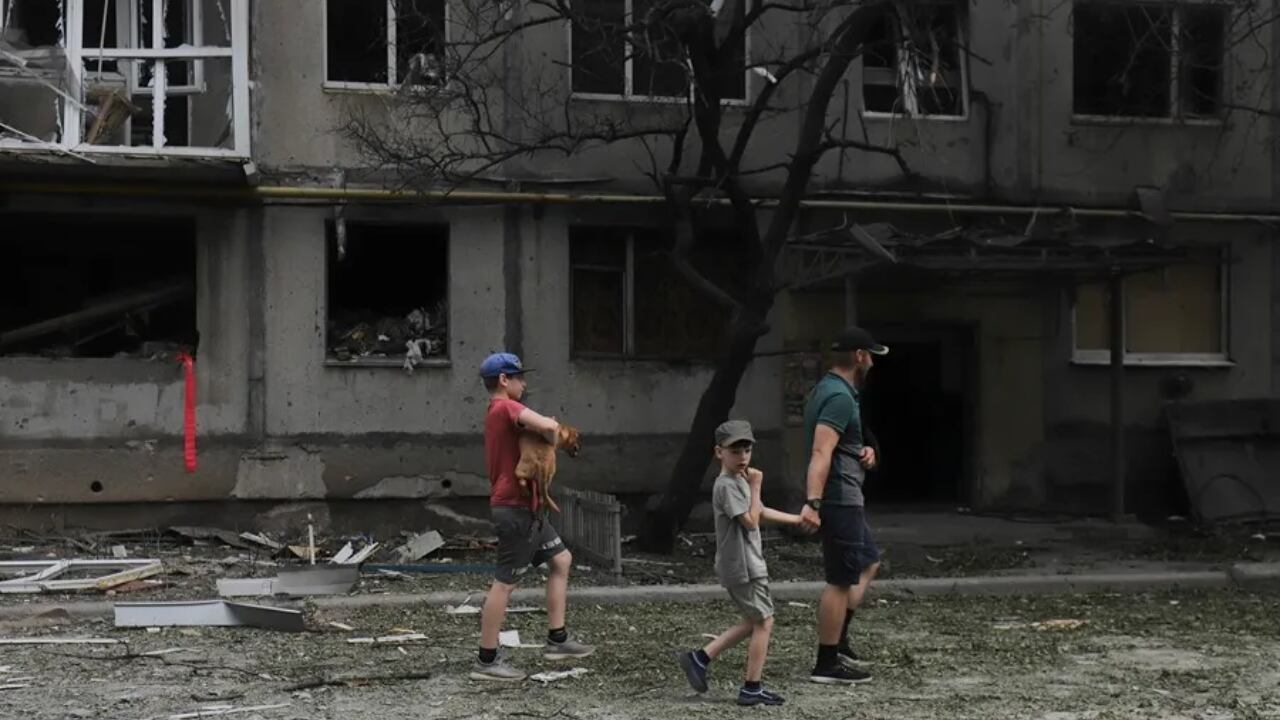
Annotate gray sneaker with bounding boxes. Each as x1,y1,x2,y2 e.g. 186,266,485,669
544,637,595,661
470,656,527,682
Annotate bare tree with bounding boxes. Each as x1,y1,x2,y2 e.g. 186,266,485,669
344,0,991,551
340,0,1280,549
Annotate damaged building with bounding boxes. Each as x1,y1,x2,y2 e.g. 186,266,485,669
2,0,1279,531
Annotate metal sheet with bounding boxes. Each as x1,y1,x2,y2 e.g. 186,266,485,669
115,600,241,627
1167,399,1280,524
216,578,276,597
274,566,358,595
224,602,306,632
113,600,304,632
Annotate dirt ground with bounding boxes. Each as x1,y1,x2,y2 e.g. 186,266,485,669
1,589,1277,720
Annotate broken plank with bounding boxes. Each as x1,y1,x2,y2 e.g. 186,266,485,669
239,532,283,551
94,562,164,591
329,542,355,564
0,638,120,645
166,703,291,720
344,542,380,565
347,633,428,644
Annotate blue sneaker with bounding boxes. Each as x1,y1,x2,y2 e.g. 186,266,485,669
737,686,785,706
675,650,709,693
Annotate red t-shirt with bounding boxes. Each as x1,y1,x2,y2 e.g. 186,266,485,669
486,397,531,508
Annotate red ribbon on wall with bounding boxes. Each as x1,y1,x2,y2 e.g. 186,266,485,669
177,351,197,473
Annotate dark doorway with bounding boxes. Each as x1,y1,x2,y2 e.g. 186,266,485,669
860,326,975,506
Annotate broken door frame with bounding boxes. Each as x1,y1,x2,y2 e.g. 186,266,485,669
0,0,250,158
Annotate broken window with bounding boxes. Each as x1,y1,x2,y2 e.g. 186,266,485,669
0,0,250,156
863,1,967,117
325,0,447,88
325,222,449,365
1072,3,1226,119
569,227,743,360
1073,251,1226,363
571,0,748,100
0,213,197,359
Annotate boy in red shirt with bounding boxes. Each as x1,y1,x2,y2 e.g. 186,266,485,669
472,352,594,682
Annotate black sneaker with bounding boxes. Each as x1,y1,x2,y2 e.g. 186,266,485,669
837,643,861,665
809,663,872,685
737,686,785,706
675,650,709,693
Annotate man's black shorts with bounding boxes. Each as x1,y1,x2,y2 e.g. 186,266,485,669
492,506,567,585
819,505,881,587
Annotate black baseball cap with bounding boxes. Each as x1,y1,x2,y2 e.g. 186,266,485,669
832,326,889,355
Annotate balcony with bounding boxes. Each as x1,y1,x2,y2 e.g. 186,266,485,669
0,0,249,161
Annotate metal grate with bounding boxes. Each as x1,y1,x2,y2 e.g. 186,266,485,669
553,486,625,580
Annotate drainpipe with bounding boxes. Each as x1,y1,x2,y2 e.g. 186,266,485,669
1108,270,1125,520
837,79,851,184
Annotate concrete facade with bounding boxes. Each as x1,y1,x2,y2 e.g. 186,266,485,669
2,1,1277,521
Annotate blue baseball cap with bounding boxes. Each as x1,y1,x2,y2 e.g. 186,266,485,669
479,352,530,378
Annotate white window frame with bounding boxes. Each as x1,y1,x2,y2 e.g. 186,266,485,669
567,0,751,106
0,0,250,158
860,0,969,121
127,0,208,96
1070,261,1232,367
1071,1,1227,125
321,0,450,93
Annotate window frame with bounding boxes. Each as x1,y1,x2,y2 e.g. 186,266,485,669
0,0,250,158
860,0,971,122
566,0,752,106
321,219,452,369
570,227,729,362
1070,1,1229,125
1070,259,1232,367
321,0,450,94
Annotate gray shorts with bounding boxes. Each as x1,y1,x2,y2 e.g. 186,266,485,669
726,579,774,621
492,506,566,585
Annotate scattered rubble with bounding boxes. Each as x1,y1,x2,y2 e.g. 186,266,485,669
328,303,448,365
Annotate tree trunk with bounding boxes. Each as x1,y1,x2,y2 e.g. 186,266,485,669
638,302,772,553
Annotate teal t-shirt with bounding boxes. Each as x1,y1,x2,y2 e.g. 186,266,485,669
802,372,866,506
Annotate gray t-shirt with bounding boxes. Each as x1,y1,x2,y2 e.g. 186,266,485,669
712,473,768,586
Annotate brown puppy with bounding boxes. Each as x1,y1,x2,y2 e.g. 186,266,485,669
515,423,581,514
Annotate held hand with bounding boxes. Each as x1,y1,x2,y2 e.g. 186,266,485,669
794,513,818,534
859,446,878,470
745,468,763,485
799,504,821,531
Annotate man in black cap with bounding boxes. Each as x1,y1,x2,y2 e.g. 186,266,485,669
798,326,888,685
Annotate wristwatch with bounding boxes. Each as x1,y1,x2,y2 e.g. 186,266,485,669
806,498,822,511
